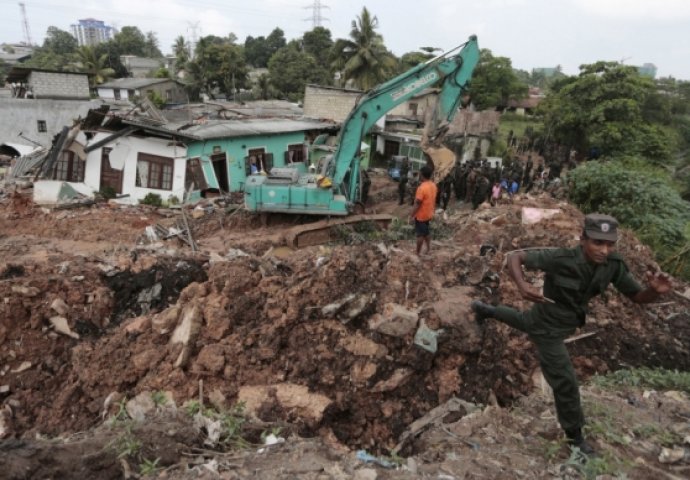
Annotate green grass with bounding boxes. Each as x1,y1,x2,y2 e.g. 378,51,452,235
497,113,542,145
591,368,690,393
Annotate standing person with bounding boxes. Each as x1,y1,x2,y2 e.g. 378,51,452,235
409,165,438,256
471,214,672,454
490,181,502,206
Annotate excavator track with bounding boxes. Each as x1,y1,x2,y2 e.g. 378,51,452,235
284,213,395,248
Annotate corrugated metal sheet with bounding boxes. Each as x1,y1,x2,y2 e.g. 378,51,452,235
181,118,337,140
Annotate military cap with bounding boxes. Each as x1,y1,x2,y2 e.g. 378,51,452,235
584,213,618,241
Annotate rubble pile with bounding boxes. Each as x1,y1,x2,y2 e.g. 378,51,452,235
1,187,688,461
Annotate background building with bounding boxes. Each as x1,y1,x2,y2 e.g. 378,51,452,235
70,18,114,47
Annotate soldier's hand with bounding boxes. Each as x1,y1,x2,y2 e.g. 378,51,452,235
518,284,547,303
645,270,672,294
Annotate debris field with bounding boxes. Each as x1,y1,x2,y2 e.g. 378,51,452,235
1,174,689,478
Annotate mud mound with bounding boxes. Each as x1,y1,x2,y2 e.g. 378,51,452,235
2,193,689,458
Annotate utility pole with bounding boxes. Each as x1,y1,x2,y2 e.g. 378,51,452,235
18,2,33,46
304,0,329,29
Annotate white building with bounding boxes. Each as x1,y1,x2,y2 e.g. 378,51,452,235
70,18,114,47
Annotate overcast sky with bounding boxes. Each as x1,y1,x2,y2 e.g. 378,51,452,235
2,0,689,80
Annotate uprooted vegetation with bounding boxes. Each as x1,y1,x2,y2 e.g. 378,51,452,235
1,177,690,478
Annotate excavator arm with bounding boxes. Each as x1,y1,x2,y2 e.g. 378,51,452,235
329,35,480,193
244,36,479,220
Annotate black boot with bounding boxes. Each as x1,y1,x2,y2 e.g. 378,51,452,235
470,300,496,326
565,428,596,456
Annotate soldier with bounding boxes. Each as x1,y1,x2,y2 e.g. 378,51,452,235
472,214,672,455
472,173,490,209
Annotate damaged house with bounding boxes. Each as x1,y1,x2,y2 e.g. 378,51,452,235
181,118,338,197
31,105,199,205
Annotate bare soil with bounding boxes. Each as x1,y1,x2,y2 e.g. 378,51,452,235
1,172,689,479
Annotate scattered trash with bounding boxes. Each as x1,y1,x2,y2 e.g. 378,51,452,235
413,319,443,353
355,450,396,469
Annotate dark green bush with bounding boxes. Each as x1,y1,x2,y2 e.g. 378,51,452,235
140,193,163,207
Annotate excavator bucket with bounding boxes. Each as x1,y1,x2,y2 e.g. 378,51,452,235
423,143,457,184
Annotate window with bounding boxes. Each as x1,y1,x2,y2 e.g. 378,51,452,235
185,158,208,191
245,149,273,176
53,151,85,182
127,89,135,98
136,153,174,190
37,120,47,133
114,89,121,100
165,89,172,102
285,144,305,163
409,102,418,116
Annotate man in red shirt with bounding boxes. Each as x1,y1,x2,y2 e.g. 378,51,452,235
409,165,438,256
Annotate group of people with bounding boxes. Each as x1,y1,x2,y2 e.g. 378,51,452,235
400,154,673,457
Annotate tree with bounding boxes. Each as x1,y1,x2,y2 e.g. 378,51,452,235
113,26,147,56
244,28,285,68
302,27,333,66
568,159,690,279
330,7,397,90
268,42,329,101
398,47,437,72
538,61,671,163
43,26,78,55
0,59,10,84
172,35,189,73
244,35,271,68
144,31,163,58
186,35,248,100
68,45,116,88
467,48,528,110
23,26,77,71
94,41,129,78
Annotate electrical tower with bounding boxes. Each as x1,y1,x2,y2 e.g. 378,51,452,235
18,2,33,46
187,21,200,59
304,0,329,29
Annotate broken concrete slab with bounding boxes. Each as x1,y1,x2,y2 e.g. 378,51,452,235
368,303,418,337
126,391,155,422
49,316,80,339
238,384,332,423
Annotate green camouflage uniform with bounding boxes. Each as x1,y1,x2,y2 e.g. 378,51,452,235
493,246,641,431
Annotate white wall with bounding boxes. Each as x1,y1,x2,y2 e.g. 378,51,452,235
84,133,188,205
96,88,133,101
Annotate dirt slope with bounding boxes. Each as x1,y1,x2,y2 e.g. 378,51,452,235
1,174,689,478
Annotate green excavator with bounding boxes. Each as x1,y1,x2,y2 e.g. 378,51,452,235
244,35,480,246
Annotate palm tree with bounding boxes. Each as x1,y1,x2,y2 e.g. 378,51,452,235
68,46,115,88
172,35,189,73
330,7,397,90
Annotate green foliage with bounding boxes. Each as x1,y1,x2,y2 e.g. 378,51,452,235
114,26,148,56
563,448,628,480
66,46,116,87
0,59,10,84
146,90,165,108
23,26,78,71
110,424,142,459
150,391,168,407
99,186,117,200
187,35,249,100
467,49,529,111
538,61,669,162
302,27,334,67
268,42,328,101
330,7,398,90
592,367,690,393
244,28,286,68
140,193,163,207
172,35,189,73
185,401,248,448
144,31,163,58
567,159,690,278
154,68,170,78
139,457,161,476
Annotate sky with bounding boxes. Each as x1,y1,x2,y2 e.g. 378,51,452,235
1,0,689,80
